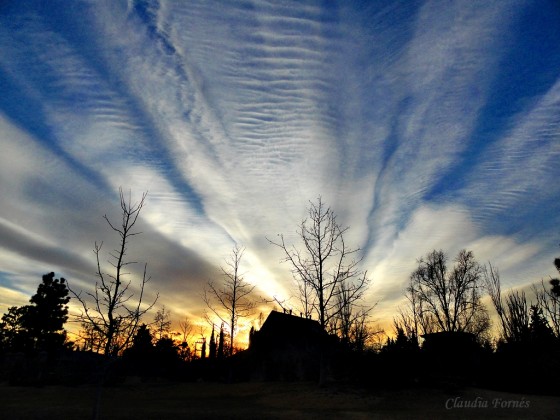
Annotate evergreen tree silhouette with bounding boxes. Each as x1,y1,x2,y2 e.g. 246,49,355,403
0,306,33,352
218,324,225,359
201,338,206,359
124,324,154,377
249,326,255,348
529,305,555,345
209,325,217,359
25,272,70,353
131,324,154,353
0,272,70,355
551,256,560,297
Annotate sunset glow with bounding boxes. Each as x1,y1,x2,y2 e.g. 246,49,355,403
1,1,559,346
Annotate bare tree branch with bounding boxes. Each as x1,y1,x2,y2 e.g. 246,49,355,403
69,188,158,357
268,197,371,334
406,249,489,338
203,244,255,355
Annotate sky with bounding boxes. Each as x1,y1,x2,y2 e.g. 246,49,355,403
1,0,560,342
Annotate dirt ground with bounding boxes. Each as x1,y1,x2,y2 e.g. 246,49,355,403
1,381,559,419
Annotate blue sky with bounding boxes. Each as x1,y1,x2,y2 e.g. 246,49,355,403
1,0,559,337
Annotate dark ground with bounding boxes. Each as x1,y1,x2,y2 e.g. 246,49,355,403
1,380,559,419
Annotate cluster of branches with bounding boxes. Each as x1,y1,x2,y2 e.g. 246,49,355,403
484,263,530,343
485,257,560,344
396,249,490,341
393,246,560,351
269,197,371,337
329,285,380,351
534,255,560,337
203,244,255,356
70,189,157,357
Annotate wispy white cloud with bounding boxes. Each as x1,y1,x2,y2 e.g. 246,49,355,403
0,0,558,333
459,77,560,223
369,203,551,324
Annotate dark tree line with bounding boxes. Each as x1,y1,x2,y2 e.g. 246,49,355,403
1,251,559,392
1,191,559,394
382,248,560,393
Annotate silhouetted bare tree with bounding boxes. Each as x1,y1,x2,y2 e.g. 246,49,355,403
178,316,194,345
154,305,171,340
393,305,420,345
533,279,560,338
203,244,255,355
407,249,489,337
269,197,370,332
330,283,377,350
531,254,560,337
484,264,530,343
70,189,158,357
77,321,104,353
174,316,194,361
68,190,159,420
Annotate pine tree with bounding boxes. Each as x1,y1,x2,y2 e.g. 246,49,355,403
201,338,206,359
124,324,154,376
209,325,216,359
131,324,154,353
0,306,32,352
551,257,560,297
529,305,555,345
249,326,255,348
218,324,224,359
20,272,70,354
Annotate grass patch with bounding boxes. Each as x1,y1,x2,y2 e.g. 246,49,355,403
1,381,559,419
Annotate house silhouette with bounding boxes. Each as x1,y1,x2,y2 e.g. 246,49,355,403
249,310,328,380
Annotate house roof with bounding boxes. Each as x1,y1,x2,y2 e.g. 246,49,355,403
258,310,326,340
